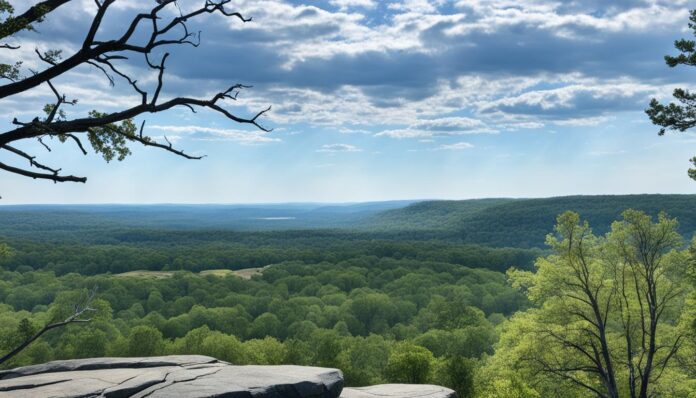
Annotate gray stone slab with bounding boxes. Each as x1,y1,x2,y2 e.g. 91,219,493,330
0,356,344,398
135,365,344,398
341,384,457,398
0,355,218,380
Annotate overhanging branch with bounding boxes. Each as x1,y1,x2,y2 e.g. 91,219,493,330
0,160,86,183
0,0,73,40
0,0,271,185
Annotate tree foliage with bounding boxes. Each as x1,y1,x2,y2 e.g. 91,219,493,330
481,210,693,398
646,9,696,180
386,342,435,384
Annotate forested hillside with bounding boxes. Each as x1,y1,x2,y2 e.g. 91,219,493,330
364,199,517,232
365,194,696,247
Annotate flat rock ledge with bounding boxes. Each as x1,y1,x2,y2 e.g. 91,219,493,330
342,384,456,398
0,356,457,398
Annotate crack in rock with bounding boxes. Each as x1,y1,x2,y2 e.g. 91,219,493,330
0,378,71,391
134,366,224,398
0,357,454,398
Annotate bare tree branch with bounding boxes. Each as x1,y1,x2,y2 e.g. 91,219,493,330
0,0,251,99
0,160,86,183
0,287,97,365
0,0,272,184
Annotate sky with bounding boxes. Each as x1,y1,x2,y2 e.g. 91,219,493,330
1,0,695,204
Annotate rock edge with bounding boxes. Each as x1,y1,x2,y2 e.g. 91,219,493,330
0,356,457,398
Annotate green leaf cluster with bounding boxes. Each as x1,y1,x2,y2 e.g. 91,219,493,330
86,111,138,162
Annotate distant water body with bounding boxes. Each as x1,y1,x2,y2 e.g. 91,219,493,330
255,217,297,220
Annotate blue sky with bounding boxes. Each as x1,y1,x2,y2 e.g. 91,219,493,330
1,0,695,203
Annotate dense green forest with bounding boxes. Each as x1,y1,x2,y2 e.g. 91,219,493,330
0,195,695,397
0,257,521,393
0,232,539,275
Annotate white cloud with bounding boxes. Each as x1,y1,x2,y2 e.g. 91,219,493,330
330,0,376,10
339,127,373,134
554,116,611,126
450,1,688,37
147,125,280,144
388,0,445,13
412,117,489,131
317,143,363,152
376,129,434,139
149,135,183,144
477,79,660,117
3,0,692,146
439,142,475,150
375,116,495,139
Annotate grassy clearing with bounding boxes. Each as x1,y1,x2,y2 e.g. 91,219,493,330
115,266,269,280
199,269,236,277
231,267,265,279
201,267,266,280
114,270,174,279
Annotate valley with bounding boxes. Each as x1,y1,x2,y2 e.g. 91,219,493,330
0,195,694,395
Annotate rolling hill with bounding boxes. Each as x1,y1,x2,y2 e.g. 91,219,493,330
1,195,694,249
363,194,696,248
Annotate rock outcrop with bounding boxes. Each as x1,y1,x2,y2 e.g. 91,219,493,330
342,384,457,398
0,356,457,398
0,356,342,397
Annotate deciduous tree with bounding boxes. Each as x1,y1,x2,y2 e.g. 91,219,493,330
386,342,434,384
489,211,691,398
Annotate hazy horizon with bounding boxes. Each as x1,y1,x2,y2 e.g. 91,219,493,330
1,193,694,206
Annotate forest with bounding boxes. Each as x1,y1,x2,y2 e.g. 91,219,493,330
0,195,695,397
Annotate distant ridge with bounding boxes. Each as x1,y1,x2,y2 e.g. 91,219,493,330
1,195,694,248
0,200,418,235
363,194,696,248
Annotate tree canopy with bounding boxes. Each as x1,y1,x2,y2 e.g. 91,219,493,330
646,9,696,181
480,211,694,398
